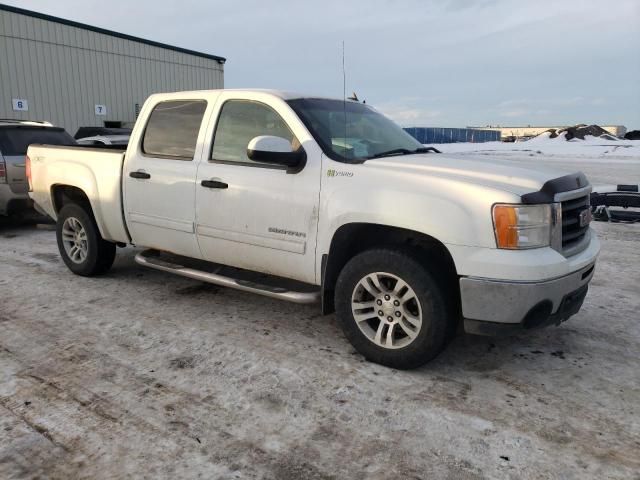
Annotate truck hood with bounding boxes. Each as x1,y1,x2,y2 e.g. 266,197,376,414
365,153,575,197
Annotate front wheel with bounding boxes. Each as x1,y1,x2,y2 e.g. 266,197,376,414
56,203,116,276
335,248,452,369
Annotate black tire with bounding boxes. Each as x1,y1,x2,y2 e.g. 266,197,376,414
335,248,452,369
56,203,116,276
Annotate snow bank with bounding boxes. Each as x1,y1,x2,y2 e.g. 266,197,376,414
430,138,640,158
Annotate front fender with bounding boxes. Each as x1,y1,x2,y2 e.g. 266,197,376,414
318,183,510,254
315,158,522,285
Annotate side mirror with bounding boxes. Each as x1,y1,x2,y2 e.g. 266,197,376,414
247,136,306,172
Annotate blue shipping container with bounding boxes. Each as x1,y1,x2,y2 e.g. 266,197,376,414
404,127,500,144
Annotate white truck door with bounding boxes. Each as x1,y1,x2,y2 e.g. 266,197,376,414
123,99,209,258
195,94,322,284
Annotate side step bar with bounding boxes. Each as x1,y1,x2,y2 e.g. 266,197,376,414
134,250,320,304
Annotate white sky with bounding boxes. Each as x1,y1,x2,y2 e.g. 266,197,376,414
6,0,640,129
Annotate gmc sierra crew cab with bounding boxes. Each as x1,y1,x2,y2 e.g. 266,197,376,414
27,89,600,369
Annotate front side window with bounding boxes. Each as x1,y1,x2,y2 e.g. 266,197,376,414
286,98,424,163
211,100,298,164
142,100,207,159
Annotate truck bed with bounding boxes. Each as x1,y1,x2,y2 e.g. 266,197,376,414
27,144,130,243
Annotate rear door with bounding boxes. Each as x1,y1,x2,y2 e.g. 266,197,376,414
123,98,210,259
0,126,75,193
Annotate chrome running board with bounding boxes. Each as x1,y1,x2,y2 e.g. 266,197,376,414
134,249,320,304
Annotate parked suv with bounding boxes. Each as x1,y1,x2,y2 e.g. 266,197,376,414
0,120,76,216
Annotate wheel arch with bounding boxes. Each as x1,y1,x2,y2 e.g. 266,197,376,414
321,223,459,316
51,184,92,214
50,184,107,236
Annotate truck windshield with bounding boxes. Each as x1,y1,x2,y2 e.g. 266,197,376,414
286,98,424,163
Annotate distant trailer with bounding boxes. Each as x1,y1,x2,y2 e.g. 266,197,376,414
404,127,501,144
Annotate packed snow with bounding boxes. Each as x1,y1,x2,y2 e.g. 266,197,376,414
1,147,639,479
429,137,640,187
432,136,640,158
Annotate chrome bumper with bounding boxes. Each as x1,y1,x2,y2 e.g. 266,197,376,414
461,262,596,336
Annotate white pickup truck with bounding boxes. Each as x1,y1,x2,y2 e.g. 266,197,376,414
27,89,599,369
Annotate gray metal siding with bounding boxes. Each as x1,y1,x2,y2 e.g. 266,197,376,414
0,9,224,133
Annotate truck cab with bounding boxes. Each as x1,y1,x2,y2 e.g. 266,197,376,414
122,90,322,283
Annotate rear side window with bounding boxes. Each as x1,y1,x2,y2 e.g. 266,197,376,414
0,127,76,155
142,100,207,160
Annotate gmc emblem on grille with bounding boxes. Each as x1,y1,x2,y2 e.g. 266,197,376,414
579,208,592,227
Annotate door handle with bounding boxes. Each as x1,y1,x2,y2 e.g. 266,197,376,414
201,179,228,189
129,171,151,179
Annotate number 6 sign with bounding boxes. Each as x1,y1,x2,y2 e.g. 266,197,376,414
12,99,28,111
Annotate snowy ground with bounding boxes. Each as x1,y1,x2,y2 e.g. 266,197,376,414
1,147,639,479
432,137,640,186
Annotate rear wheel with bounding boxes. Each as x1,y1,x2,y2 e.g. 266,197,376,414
56,203,116,276
335,248,452,369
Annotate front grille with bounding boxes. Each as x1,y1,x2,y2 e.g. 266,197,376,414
561,195,590,251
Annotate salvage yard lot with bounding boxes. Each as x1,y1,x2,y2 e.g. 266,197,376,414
1,155,639,479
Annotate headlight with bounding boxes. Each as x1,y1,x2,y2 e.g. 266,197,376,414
492,204,558,249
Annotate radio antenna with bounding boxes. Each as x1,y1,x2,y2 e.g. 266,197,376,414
342,40,347,153
342,40,346,102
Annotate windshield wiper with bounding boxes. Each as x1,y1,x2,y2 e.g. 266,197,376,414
369,148,414,159
369,146,441,159
415,146,442,154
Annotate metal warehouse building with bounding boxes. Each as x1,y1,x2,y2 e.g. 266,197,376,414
0,4,225,134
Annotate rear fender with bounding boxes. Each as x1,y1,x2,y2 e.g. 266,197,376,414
46,162,116,240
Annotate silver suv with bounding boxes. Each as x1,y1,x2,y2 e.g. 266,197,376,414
0,120,75,216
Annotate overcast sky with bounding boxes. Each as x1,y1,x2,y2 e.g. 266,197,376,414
7,0,640,128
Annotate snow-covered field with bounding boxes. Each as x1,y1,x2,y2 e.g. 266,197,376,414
433,137,640,186
1,145,639,479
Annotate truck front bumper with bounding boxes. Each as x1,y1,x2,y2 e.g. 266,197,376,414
461,261,596,336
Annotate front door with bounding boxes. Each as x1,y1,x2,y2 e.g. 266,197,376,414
123,99,209,259
195,94,322,284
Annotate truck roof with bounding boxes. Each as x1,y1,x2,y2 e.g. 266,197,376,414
146,89,357,103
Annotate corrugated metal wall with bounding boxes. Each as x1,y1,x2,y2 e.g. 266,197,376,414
404,127,501,144
0,8,224,134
